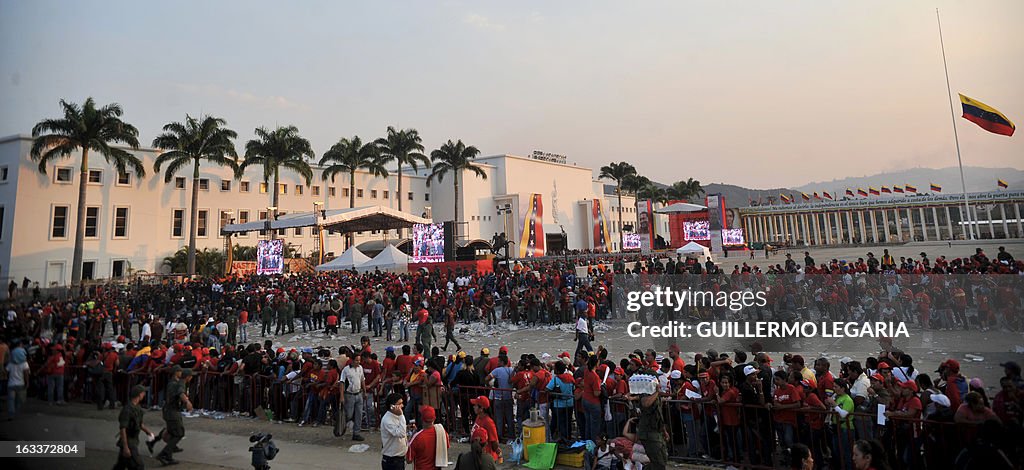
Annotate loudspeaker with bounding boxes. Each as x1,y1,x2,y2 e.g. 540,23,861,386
443,221,455,261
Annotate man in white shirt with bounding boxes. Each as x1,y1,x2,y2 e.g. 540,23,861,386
337,354,366,441
380,393,407,470
574,311,593,358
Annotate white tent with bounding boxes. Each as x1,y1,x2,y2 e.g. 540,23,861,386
676,241,711,259
357,244,409,273
315,246,370,272
655,202,707,214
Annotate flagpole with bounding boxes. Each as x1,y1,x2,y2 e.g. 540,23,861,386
937,8,975,240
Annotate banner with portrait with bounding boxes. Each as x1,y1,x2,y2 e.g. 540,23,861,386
592,199,612,252
257,239,284,275
518,193,545,257
636,199,654,253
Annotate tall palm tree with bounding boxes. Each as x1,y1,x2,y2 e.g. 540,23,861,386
598,162,637,251
152,115,239,277
375,127,429,215
240,126,314,239
30,98,144,287
320,136,388,247
427,140,487,239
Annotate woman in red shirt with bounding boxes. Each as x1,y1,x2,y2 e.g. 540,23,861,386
799,379,827,468
716,374,741,463
769,371,800,452
470,396,501,463
44,344,67,405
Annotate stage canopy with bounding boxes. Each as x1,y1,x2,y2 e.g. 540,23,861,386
655,202,707,214
221,205,431,235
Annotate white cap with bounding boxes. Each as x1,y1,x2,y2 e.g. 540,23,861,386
930,394,951,408
669,370,682,380
743,365,758,376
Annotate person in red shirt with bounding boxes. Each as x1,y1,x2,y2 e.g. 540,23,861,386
770,371,800,451
814,358,836,401
406,405,449,470
580,355,603,441
799,379,827,467
395,345,414,379
44,344,67,405
668,344,686,374
470,396,501,463
511,359,534,434
716,374,742,462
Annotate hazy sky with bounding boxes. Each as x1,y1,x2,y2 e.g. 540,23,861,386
1,0,1021,189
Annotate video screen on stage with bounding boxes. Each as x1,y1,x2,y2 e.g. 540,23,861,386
623,233,642,250
412,223,445,263
722,228,745,246
683,221,710,241
257,239,284,275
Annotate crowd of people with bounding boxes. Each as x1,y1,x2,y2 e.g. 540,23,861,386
0,246,1022,469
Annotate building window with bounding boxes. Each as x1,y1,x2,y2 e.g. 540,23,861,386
343,188,350,197
219,210,233,237
278,183,287,195
113,207,129,238
0,165,8,183
295,185,304,196
238,210,250,237
197,210,209,237
87,169,103,184
81,261,95,281
260,182,268,194
51,205,70,239
220,180,231,191
383,190,389,199
116,172,131,186
85,206,100,238
329,187,336,197
240,181,250,192
356,189,364,198
277,211,286,237
370,190,377,199
312,186,321,196
111,260,127,278
425,193,430,201
258,210,268,236
172,209,185,238
294,227,303,236
408,192,414,201
174,177,186,189
199,178,210,190
55,167,73,184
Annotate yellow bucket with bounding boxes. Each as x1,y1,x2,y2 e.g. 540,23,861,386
522,420,546,460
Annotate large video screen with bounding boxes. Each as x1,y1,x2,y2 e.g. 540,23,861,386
683,221,710,241
623,233,642,250
257,239,284,275
722,228,745,246
412,223,445,263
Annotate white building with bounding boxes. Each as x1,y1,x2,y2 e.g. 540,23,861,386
0,135,665,285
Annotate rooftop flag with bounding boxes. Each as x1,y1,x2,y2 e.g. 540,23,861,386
998,179,1009,189
930,183,942,192
905,184,918,193
959,94,1015,136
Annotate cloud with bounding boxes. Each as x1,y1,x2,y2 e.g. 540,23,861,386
463,13,505,32
173,83,309,111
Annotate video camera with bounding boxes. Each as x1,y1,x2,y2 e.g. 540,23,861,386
248,432,279,470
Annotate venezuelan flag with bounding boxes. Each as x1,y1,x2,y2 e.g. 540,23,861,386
998,179,1008,189
905,184,917,193
893,185,904,193
930,183,942,192
813,192,822,200
780,193,791,203
857,188,868,197
881,186,891,194
845,188,855,197
960,94,1015,136
823,191,833,200
869,187,880,196
801,192,810,201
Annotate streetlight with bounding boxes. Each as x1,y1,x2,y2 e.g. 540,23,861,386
313,202,325,265
266,206,277,240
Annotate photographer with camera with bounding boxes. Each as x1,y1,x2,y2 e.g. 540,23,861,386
248,433,278,470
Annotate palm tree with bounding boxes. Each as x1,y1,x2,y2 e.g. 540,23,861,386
637,183,668,205
666,178,704,202
375,127,429,214
152,115,238,277
320,136,388,247
598,162,637,251
240,126,314,239
30,98,144,287
427,140,487,239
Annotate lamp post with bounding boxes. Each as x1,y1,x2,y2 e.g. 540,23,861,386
313,201,325,265
266,206,277,240
222,211,235,275
496,203,513,261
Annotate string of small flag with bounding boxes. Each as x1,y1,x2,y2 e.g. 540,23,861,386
771,180,1013,204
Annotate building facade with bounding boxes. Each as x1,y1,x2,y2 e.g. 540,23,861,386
738,191,1024,245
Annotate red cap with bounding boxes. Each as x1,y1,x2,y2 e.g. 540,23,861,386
938,359,960,374
117,335,126,343
277,348,285,354
899,381,919,393
668,344,680,353
499,346,509,354
53,344,64,351
558,352,570,358
614,367,625,376
870,373,885,381
102,342,112,349
877,362,892,370
420,405,436,422
471,425,489,443
470,396,491,409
